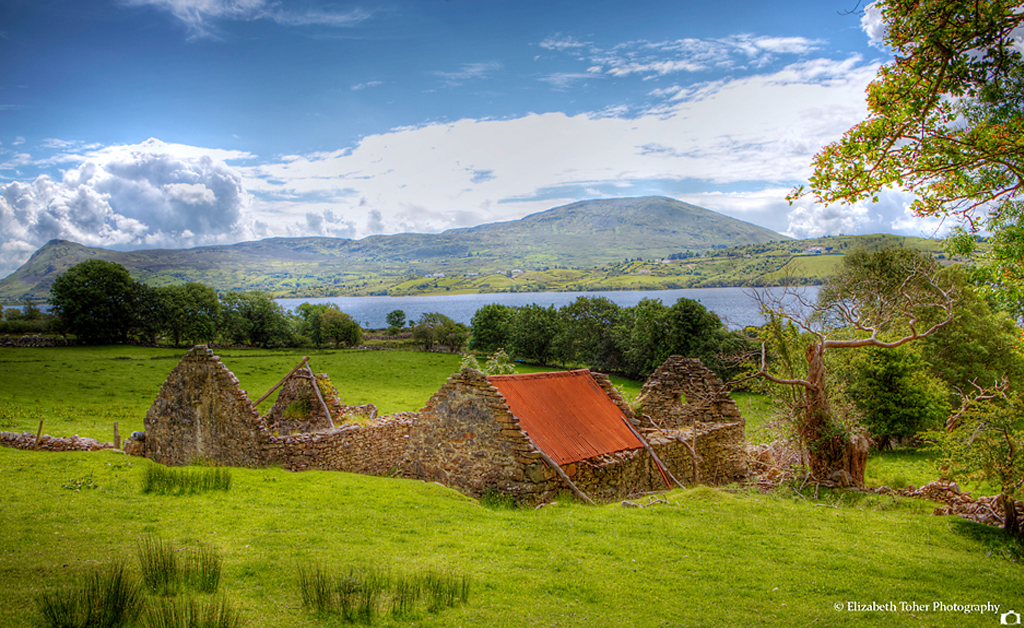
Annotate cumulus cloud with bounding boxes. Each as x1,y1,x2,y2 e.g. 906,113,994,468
861,2,887,49
784,189,948,239
0,139,254,276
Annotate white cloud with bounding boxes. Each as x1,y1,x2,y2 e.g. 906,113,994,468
580,34,824,78
351,81,383,91
784,188,949,239
236,56,878,238
539,34,591,52
861,2,887,49
119,0,371,38
431,62,502,86
0,57,909,278
0,139,254,276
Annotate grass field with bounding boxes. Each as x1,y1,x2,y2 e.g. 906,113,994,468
1,346,1022,627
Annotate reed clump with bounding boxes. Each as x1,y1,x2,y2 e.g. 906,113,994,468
298,564,471,623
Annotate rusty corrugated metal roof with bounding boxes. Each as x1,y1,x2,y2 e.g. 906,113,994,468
487,370,642,465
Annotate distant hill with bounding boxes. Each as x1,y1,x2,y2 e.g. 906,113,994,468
0,196,788,302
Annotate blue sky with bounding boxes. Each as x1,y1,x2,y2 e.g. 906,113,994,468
0,0,931,276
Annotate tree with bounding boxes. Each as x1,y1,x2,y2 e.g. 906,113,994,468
918,267,1024,391
220,291,293,348
929,385,1024,536
322,309,362,347
385,310,406,335
508,304,561,365
49,260,138,344
750,247,957,486
469,303,514,353
411,312,466,352
553,297,623,373
157,283,219,346
844,346,950,449
790,0,1024,236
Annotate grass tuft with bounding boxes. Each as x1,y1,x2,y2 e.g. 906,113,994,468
140,596,241,628
141,465,231,495
298,564,469,623
36,562,143,628
137,536,179,596
137,537,222,596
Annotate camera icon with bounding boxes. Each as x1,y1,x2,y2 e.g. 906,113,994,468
1001,610,1021,626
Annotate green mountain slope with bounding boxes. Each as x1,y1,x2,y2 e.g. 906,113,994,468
0,196,788,301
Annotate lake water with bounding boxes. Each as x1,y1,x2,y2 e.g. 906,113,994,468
277,286,820,330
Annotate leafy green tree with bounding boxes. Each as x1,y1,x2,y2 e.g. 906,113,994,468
928,387,1024,536
553,297,623,373
49,260,138,344
664,298,748,380
220,291,293,348
919,267,1024,391
469,303,515,353
845,346,950,449
385,309,406,335
791,0,1024,234
322,308,362,347
508,304,561,365
620,298,671,379
295,303,333,348
157,283,220,346
412,312,466,351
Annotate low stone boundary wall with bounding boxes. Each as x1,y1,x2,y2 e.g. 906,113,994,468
0,430,115,452
265,413,417,475
1,335,69,348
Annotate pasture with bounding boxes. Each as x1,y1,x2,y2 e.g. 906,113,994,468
0,346,1021,627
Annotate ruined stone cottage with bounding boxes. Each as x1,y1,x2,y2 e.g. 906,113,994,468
137,345,746,503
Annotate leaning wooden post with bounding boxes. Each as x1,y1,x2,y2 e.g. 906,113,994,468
34,419,44,451
113,421,121,450
307,368,335,429
620,416,684,489
523,434,594,505
255,357,310,406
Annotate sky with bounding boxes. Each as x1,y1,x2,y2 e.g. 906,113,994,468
0,0,933,278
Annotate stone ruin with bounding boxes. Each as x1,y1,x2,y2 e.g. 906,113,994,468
132,345,748,504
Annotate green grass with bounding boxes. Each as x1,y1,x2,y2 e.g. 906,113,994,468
0,347,464,440
3,347,1023,626
1,448,1022,627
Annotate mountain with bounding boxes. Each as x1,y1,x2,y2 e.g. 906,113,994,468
0,196,787,302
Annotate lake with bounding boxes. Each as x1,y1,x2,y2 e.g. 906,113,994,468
277,286,820,330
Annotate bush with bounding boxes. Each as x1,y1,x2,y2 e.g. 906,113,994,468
846,346,950,449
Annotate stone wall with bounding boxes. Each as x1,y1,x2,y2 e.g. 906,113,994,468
131,347,748,505
403,368,560,501
143,345,268,467
636,356,743,428
1,335,69,348
264,413,415,475
0,430,115,452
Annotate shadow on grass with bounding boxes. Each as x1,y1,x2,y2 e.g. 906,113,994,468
946,517,1024,563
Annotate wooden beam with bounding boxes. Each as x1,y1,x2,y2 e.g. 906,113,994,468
523,434,595,505
255,357,310,406
306,367,335,430
621,416,684,489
